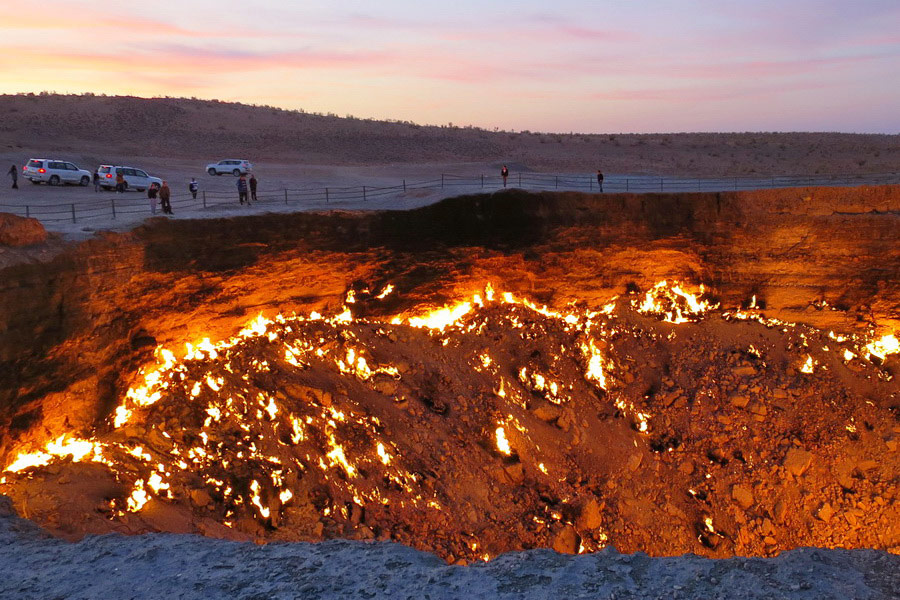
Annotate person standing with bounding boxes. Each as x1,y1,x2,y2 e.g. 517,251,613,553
115,172,126,193
596,170,604,193
500,165,509,188
189,178,199,200
248,173,258,204
8,164,18,189
159,181,173,215
237,175,248,205
92,170,100,192
148,183,159,215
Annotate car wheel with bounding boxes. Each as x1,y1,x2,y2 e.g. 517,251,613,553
80,176,90,186
137,188,146,192
232,169,241,177
49,175,60,186
31,179,40,185
207,168,217,176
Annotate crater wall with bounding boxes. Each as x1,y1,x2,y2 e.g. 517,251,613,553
1,187,898,456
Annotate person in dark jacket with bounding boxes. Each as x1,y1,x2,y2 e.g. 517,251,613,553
248,174,257,203
92,170,100,192
237,175,248,205
8,164,18,189
500,165,509,187
189,178,198,200
148,182,159,215
159,181,173,215
596,170,604,192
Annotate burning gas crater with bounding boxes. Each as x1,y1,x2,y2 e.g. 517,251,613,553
1,281,898,561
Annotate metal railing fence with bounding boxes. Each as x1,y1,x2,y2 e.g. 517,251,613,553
2,171,898,224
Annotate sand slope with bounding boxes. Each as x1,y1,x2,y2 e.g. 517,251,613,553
2,94,899,176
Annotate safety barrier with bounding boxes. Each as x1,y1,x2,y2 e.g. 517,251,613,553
2,171,898,224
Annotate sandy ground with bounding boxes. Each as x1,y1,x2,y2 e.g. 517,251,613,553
1,497,896,600
4,94,900,176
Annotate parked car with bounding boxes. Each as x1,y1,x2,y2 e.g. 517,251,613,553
97,165,163,192
206,159,253,176
22,158,92,186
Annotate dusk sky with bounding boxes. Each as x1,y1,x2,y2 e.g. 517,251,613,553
2,0,898,133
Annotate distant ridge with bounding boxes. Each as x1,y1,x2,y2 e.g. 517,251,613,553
1,93,898,175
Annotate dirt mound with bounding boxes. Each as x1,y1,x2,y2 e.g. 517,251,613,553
1,287,897,562
0,213,47,247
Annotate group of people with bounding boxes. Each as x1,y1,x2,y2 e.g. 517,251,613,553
147,181,173,214
147,177,203,215
5,164,262,215
145,174,256,216
236,174,257,205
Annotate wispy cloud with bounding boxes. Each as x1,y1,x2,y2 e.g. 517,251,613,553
592,81,833,104
658,52,898,80
0,0,897,132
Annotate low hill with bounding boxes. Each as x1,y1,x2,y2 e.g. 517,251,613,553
1,93,898,176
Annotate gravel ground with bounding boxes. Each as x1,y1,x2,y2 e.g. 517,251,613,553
1,497,896,600
2,159,896,240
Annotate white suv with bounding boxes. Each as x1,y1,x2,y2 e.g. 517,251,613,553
23,159,92,186
206,159,253,176
97,165,163,192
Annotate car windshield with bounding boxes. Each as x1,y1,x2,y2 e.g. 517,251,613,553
28,160,42,168
99,167,111,174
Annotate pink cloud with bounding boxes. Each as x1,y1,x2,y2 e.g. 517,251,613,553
661,53,896,80
592,81,832,103
1,7,309,41
3,45,398,76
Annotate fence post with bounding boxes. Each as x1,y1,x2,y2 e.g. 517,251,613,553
660,178,663,192
403,179,406,193
363,186,367,201
326,187,330,203
733,178,737,191
590,177,592,191
284,189,288,205
111,198,116,219
555,175,559,189
71,203,76,223
441,174,444,189
626,178,630,192
25,205,30,218
481,174,484,188
202,191,207,208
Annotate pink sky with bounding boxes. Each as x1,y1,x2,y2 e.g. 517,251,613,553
2,0,898,133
